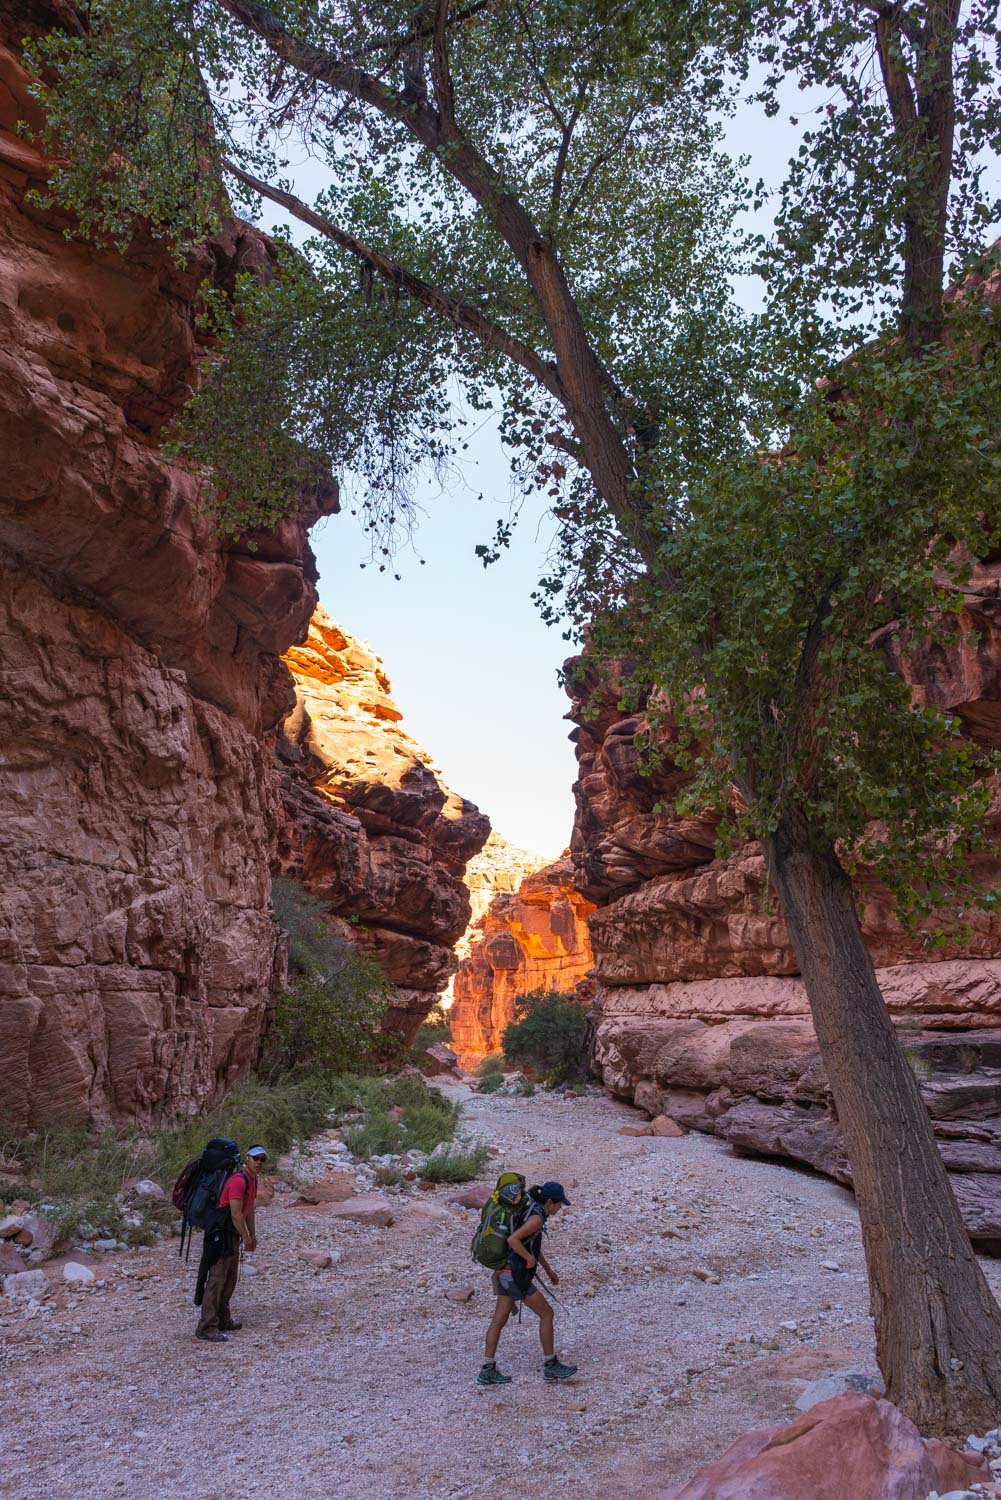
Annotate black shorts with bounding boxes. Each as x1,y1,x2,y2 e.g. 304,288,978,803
492,1268,536,1303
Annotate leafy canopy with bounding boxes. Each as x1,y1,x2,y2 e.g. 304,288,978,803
23,0,1001,928
25,0,753,541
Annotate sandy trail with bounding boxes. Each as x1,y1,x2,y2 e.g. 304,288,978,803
5,1082,997,1500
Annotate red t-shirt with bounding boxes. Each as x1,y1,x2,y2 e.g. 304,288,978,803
219,1171,257,1211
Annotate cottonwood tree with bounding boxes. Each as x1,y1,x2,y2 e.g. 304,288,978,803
25,0,1001,1431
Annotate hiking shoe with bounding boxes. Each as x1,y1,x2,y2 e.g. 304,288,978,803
477,1363,513,1387
196,1330,229,1343
543,1357,578,1383
219,1321,243,1331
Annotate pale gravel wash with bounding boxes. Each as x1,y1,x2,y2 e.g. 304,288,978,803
7,1083,1001,1500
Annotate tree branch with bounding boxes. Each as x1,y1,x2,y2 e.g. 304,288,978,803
430,0,458,136
221,158,565,402
351,0,493,64
550,81,587,231
861,0,924,48
564,102,642,223
212,0,444,149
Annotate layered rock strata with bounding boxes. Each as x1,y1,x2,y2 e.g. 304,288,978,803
452,831,548,969
275,608,490,1040
568,565,1001,1237
450,856,596,1064
0,8,335,1131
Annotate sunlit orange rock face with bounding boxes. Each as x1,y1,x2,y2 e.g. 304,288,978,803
276,608,491,1042
566,571,1001,1236
0,6,337,1130
450,857,596,1065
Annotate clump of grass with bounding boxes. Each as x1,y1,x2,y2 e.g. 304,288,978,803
476,1072,504,1095
373,1165,405,1188
476,1053,505,1077
7,1071,366,1249
334,1075,458,1161
420,1144,491,1184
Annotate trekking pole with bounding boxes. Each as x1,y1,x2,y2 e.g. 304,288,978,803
543,1277,572,1316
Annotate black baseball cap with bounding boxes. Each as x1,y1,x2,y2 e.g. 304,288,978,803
539,1181,571,1205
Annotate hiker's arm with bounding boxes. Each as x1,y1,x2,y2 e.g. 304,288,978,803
508,1215,543,1268
229,1198,253,1250
246,1196,257,1250
539,1251,558,1284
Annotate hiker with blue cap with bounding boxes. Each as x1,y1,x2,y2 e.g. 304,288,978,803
478,1180,577,1387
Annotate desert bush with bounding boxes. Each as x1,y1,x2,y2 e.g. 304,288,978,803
266,877,390,1076
476,1053,505,1077
501,990,590,1086
476,1072,505,1095
333,1074,458,1160
419,1144,491,1183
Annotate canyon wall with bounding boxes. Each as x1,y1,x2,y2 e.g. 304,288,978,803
275,607,490,1041
568,565,1001,1236
450,856,596,1064
0,7,342,1131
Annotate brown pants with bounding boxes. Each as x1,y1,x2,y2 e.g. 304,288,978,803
197,1252,239,1334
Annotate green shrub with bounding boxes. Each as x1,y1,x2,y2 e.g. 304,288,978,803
374,1164,405,1187
265,878,390,1076
332,1074,458,1160
476,1072,504,1094
501,990,590,1085
343,1113,404,1159
9,1071,356,1249
476,1053,505,1077
420,1144,490,1183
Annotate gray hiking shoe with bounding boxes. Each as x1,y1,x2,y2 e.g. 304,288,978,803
543,1357,578,1383
477,1363,512,1387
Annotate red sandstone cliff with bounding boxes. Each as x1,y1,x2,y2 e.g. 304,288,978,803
567,568,1001,1237
450,856,595,1064
275,608,490,1040
0,7,338,1130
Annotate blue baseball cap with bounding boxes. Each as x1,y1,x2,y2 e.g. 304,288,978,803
539,1181,571,1205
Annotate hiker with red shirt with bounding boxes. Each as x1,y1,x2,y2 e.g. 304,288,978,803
195,1144,268,1344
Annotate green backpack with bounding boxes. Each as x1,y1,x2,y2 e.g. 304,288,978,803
471,1171,527,1270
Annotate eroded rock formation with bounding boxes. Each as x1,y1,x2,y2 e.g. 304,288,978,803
0,7,335,1131
452,830,548,969
275,607,490,1040
568,565,1001,1237
450,856,596,1064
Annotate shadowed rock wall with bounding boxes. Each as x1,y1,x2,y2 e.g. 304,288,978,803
0,8,335,1129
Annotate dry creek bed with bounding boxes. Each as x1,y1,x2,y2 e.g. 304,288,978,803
6,1081,1001,1500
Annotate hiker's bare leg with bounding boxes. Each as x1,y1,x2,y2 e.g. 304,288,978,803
524,1289,555,1358
485,1296,514,1360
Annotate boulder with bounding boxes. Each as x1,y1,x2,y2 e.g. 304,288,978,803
62,1262,95,1286
445,1286,475,1303
648,1115,684,1138
298,1248,333,1269
662,1393,989,1500
132,1179,166,1200
3,1268,49,1300
449,1185,491,1210
0,1242,24,1274
294,1173,355,1206
326,1196,395,1228
421,1043,459,1077
0,1214,24,1239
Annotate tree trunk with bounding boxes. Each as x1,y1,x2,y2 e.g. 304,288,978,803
767,807,1001,1436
